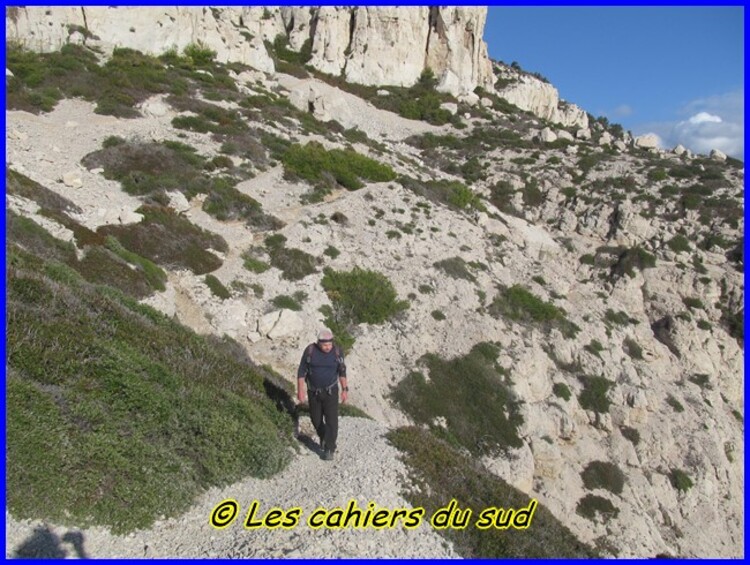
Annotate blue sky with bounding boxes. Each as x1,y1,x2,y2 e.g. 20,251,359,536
484,6,744,160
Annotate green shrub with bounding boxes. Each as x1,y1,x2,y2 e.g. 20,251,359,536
604,309,636,326
204,274,230,300
696,319,712,331
669,468,693,492
418,284,435,294
489,285,579,338
323,245,341,259
620,426,640,446
576,494,619,522
7,241,294,534
433,257,476,283
623,337,643,360
104,236,167,292
580,461,625,495
688,374,711,389
579,254,595,265
682,297,704,310
398,176,485,213
552,382,571,401
578,376,612,414
584,339,604,357
99,206,227,275
272,294,305,311
648,168,668,182
531,275,546,286
321,267,408,326
666,394,685,413
431,310,446,321
667,234,691,253
391,343,522,456
242,250,270,274
281,141,396,191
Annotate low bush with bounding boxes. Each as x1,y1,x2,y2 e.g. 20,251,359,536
620,426,640,446
576,494,619,522
204,274,230,300
578,376,613,414
7,238,295,534
391,343,522,456
552,382,571,401
321,267,408,326
387,427,597,557
666,234,691,253
666,394,685,413
669,468,693,492
489,285,579,338
623,337,643,360
263,235,318,281
580,461,625,495
433,257,476,283
281,141,396,191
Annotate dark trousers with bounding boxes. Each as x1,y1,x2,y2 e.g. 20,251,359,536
308,387,339,452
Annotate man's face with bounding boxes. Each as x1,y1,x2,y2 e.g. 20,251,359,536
318,340,333,353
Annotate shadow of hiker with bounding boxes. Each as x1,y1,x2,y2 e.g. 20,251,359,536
13,525,88,558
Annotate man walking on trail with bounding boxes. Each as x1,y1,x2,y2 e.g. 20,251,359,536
297,329,348,461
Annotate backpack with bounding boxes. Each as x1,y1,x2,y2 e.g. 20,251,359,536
304,342,345,392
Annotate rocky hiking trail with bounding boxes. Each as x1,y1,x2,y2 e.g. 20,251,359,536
5,417,457,558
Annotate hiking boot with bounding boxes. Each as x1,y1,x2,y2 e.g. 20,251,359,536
322,450,334,461
320,438,326,452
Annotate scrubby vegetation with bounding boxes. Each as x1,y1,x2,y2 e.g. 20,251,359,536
81,139,281,229
576,494,619,522
281,141,396,201
391,343,522,456
489,285,580,338
581,461,626,495
321,267,408,326
578,376,613,414
7,224,295,534
388,427,598,557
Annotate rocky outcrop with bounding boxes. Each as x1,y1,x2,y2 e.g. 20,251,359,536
6,6,494,96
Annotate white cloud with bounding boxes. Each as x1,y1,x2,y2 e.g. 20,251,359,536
612,104,633,118
687,112,722,125
632,90,744,160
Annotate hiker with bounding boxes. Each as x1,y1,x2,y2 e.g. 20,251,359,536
297,329,348,461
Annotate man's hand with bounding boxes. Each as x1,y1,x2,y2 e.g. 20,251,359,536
341,390,348,404
297,389,306,404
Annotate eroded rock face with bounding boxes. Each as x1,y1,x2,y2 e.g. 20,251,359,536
6,6,494,96
496,73,589,129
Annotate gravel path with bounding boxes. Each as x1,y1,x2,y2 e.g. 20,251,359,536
5,418,458,558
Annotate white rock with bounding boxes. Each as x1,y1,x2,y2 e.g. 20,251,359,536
118,209,143,224
167,191,190,213
540,127,557,143
440,102,458,115
376,89,390,96
6,68,13,77
673,144,687,155
634,133,659,149
557,130,574,142
268,309,304,340
247,331,263,343
258,311,281,336
480,97,493,108
62,171,83,188
614,140,628,151
576,128,591,140
458,92,479,106
599,131,613,145
482,443,535,493
139,96,171,118
710,149,727,162
497,74,588,128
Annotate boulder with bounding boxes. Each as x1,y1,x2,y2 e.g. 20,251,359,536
540,127,558,143
634,133,660,149
440,102,458,115
710,149,727,162
62,171,82,188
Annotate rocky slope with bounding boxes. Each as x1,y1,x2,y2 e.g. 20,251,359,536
5,7,744,558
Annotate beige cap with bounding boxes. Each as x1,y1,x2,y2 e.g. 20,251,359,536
317,328,334,342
